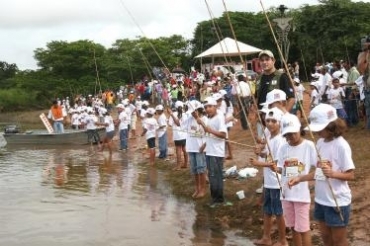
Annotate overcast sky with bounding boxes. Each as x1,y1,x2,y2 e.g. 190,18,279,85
0,0,362,70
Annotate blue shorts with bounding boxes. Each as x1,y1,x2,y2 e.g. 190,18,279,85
147,137,156,149
263,188,283,216
106,131,115,140
314,202,351,227
189,152,206,174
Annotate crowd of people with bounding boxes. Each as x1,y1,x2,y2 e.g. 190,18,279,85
44,48,368,246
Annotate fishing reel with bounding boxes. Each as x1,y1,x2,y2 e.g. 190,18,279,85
361,35,370,51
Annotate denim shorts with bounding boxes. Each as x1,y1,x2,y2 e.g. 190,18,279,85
189,152,206,174
314,202,351,227
263,188,283,216
147,137,156,149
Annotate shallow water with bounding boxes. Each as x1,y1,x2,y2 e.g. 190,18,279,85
0,143,254,246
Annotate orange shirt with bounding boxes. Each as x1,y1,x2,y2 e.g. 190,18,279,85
50,105,63,120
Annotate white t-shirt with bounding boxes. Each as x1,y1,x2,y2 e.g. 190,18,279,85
182,115,207,153
142,117,158,140
295,84,305,101
355,75,365,100
263,134,285,189
311,90,320,106
235,81,251,97
277,139,317,203
156,114,167,138
118,111,129,130
104,115,115,132
328,87,345,109
168,112,187,141
140,108,147,119
85,114,98,130
135,100,142,111
226,105,234,128
314,137,355,207
204,112,227,157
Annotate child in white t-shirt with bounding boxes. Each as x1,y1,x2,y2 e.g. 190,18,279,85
155,105,168,159
196,97,228,207
289,104,355,246
328,78,347,119
167,101,188,170
141,108,159,166
276,113,317,246
249,107,288,246
310,82,320,108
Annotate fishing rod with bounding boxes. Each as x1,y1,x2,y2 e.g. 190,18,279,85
259,0,343,220
204,0,257,145
222,0,283,196
93,48,102,96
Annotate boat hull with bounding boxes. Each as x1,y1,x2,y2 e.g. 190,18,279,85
3,128,106,145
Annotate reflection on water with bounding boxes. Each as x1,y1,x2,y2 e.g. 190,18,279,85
0,145,253,246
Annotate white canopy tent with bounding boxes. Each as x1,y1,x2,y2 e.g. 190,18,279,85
195,37,262,58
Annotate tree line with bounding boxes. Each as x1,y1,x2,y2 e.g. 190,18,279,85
1,0,369,111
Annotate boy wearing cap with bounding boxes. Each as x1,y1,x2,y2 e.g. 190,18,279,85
141,108,159,166
196,97,229,207
289,104,355,246
257,50,295,111
155,105,168,160
249,107,288,246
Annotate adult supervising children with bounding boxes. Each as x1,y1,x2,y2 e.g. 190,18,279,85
256,50,295,111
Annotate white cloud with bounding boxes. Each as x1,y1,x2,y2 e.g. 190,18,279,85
0,0,323,70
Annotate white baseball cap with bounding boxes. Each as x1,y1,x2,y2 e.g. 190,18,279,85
259,104,269,114
212,93,223,101
281,113,301,136
142,101,149,106
260,89,287,106
265,107,284,122
187,100,203,113
203,97,217,107
116,103,125,109
219,89,227,96
175,101,184,108
293,78,300,83
155,105,164,111
146,108,156,115
305,103,338,132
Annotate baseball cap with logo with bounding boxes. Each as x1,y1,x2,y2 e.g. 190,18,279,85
212,93,223,101
258,50,275,59
260,89,287,106
305,103,338,132
281,113,301,136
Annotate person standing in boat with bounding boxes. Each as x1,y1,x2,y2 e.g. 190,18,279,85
48,100,65,133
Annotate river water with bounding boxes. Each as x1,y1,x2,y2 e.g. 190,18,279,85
0,135,253,246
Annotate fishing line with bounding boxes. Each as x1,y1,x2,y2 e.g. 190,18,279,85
222,0,283,196
204,0,257,145
260,0,343,220
119,0,169,72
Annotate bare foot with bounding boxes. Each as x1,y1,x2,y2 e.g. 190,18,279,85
253,238,272,246
195,191,205,198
